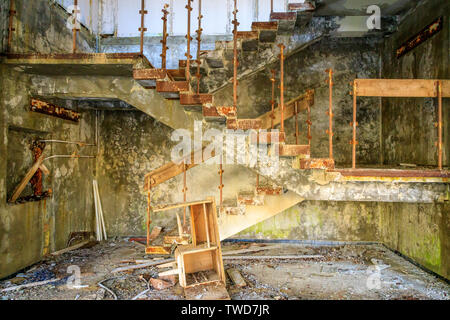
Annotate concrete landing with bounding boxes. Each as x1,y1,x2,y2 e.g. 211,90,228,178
4,53,152,76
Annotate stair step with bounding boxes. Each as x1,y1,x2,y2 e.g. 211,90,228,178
227,119,263,130
167,69,186,81
236,31,259,40
237,192,265,206
300,158,335,170
215,40,240,50
179,59,196,68
180,93,213,106
133,68,168,88
219,205,246,216
249,131,285,144
279,144,310,157
251,21,278,31
256,186,283,196
156,80,190,99
270,12,297,21
288,2,316,11
203,105,237,120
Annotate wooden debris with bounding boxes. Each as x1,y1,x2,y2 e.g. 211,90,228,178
222,244,281,256
223,255,323,260
226,268,246,287
9,153,46,203
111,258,174,273
1,278,61,292
150,277,175,290
51,240,91,256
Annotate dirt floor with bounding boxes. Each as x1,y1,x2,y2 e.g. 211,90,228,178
0,239,448,300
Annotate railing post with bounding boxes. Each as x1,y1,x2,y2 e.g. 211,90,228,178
185,0,194,81
232,0,239,110
326,69,334,160
270,69,276,129
295,101,299,145
270,0,273,14
195,0,203,94
218,157,224,206
139,0,148,55
437,80,443,170
278,43,286,133
306,102,312,147
351,80,358,169
146,179,152,247
7,0,16,53
72,0,80,53
161,4,170,69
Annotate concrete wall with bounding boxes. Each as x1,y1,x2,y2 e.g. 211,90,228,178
381,0,449,166
0,66,97,279
5,0,95,54
214,37,381,166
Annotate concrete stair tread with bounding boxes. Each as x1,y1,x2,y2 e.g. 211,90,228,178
156,80,191,99
237,191,265,206
226,118,263,130
133,68,169,88
236,31,259,40
256,186,283,195
251,21,279,31
300,158,335,170
288,2,316,11
270,12,297,21
203,105,237,121
180,93,213,106
249,131,286,144
279,144,310,157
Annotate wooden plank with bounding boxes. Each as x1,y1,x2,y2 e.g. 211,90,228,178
223,255,323,260
258,90,314,129
111,258,174,273
51,240,90,256
227,268,247,287
354,79,450,97
9,153,46,203
152,199,213,213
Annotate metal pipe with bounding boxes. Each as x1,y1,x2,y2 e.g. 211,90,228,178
183,161,187,227
146,179,151,247
161,4,170,69
39,140,96,146
185,0,194,81
218,157,224,206
437,81,443,170
270,69,276,129
195,0,203,94
72,0,79,53
139,0,148,55
278,43,286,133
7,0,15,53
232,0,239,110
326,69,334,160
270,0,273,13
352,80,358,169
295,101,299,145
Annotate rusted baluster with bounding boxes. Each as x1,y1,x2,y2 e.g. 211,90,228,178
278,44,286,133
139,0,148,55
72,0,80,53
270,0,273,13
295,101,299,145
351,80,358,169
326,69,334,160
218,157,224,206
146,178,152,247
7,0,16,53
185,0,194,81
437,81,443,170
183,161,188,227
306,102,312,147
232,0,240,110
270,70,276,129
160,4,169,69
195,0,203,94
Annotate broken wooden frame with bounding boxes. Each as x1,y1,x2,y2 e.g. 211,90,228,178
351,79,450,170
156,197,225,289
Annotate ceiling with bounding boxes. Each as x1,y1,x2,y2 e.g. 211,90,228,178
313,0,418,16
